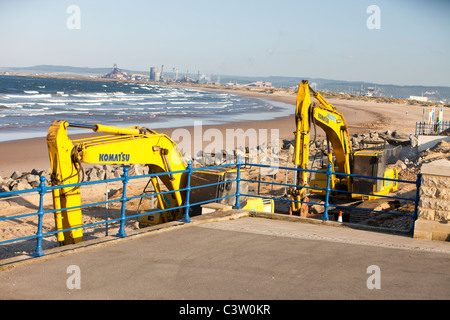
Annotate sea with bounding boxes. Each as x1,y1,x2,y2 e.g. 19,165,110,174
0,75,294,142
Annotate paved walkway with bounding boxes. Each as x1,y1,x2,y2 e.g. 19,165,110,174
1,212,449,300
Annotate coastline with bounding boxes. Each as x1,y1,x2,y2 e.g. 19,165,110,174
0,81,426,177
0,87,298,177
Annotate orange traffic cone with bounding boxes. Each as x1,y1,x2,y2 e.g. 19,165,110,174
338,211,343,223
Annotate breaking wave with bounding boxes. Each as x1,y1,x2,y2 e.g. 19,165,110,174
0,75,293,141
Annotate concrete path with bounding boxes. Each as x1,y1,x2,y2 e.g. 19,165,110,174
1,213,449,300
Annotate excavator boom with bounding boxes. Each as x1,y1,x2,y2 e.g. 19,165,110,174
47,120,187,245
289,81,397,215
47,120,274,245
290,81,353,214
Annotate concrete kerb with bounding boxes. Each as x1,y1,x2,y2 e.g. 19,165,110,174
252,211,412,236
0,209,437,271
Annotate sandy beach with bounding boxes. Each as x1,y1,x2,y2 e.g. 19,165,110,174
0,86,427,178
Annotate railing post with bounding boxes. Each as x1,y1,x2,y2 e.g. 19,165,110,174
33,176,47,257
116,166,129,238
105,185,110,236
410,173,422,233
322,163,332,221
182,161,192,223
233,154,242,209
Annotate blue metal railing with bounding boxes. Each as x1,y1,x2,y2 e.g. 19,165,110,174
0,155,420,259
415,121,450,135
241,161,420,226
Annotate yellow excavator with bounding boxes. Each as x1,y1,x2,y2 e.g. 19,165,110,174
289,80,398,215
47,120,273,245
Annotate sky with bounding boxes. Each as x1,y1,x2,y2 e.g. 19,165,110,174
0,0,449,86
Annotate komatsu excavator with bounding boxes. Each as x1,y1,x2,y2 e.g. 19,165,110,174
289,80,398,215
47,120,273,245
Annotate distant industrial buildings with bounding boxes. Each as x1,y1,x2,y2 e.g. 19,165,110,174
102,64,129,80
101,63,275,89
101,63,220,85
102,64,147,81
149,65,212,84
149,66,160,82
237,81,273,89
409,95,428,102
99,63,215,84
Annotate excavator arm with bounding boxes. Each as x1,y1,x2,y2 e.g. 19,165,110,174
290,80,398,215
308,86,353,177
290,80,353,214
47,120,187,245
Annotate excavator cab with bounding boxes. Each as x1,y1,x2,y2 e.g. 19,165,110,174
308,148,398,200
189,168,248,210
308,153,349,196
351,150,398,199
